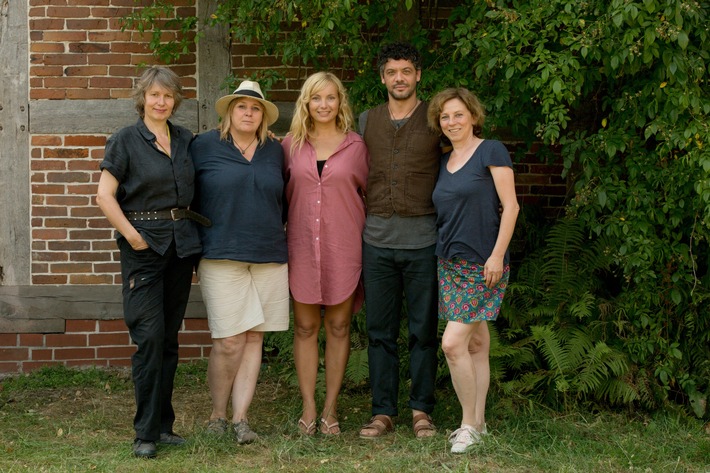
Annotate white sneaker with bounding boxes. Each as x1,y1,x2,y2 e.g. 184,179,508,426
449,425,481,454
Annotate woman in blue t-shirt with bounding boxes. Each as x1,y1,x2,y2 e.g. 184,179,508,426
190,81,289,445
428,88,519,454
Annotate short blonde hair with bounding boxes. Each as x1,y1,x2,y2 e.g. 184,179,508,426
218,97,269,144
427,88,486,138
132,66,184,118
289,72,354,151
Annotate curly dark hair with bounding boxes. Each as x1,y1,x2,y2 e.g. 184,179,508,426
377,42,422,74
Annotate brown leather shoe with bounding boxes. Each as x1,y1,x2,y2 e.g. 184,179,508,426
359,414,394,439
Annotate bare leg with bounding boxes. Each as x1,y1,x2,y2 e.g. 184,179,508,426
469,322,490,430
441,320,489,432
231,330,264,423
293,301,322,426
320,294,354,431
208,334,247,421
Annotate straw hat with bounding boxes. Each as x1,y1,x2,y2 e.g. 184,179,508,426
215,80,279,125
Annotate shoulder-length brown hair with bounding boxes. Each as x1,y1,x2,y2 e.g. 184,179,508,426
427,87,486,138
132,66,184,118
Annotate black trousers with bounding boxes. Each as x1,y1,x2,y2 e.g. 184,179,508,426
362,242,438,417
118,239,197,441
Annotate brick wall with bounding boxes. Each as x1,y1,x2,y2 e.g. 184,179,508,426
0,0,569,375
0,318,211,375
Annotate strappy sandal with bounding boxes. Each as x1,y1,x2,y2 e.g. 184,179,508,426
298,418,317,436
319,415,341,435
359,414,394,439
412,413,436,438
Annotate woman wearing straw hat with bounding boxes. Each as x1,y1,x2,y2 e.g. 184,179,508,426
190,80,289,444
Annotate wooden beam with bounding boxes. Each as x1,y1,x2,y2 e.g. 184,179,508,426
0,0,31,285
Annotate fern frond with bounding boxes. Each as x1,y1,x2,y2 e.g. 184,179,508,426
531,325,571,373
345,348,369,385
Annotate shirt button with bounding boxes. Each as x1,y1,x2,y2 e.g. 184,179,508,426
393,149,399,154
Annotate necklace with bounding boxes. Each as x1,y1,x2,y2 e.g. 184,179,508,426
388,100,420,122
234,136,257,155
155,125,171,155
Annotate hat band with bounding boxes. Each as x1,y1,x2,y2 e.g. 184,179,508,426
235,89,264,100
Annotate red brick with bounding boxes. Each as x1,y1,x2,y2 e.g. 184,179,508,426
33,205,66,218
45,333,86,348
44,53,88,66
178,346,203,359
53,348,96,360
32,135,63,146
30,349,54,361
47,6,91,17
32,228,67,239
66,320,97,332
69,229,112,240
111,42,150,54
66,89,111,99
32,241,47,251
70,207,102,217
43,77,89,88
30,19,66,30
87,219,112,230
99,320,126,332
0,362,21,374
91,7,132,17
48,240,90,251
97,346,136,359
33,251,69,262
69,161,102,171
66,19,109,31
91,241,118,251
64,135,106,146
178,331,212,346
31,89,66,99
64,65,108,76
28,6,45,15
30,65,64,77
19,334,44,346
31,173,46,183
33,275,68,284
110,89,133,99
68,252,106,262
44,217,87,228
0,334,18,346
44,147,89,158
49,262,93,274
183,318,209,331
90,332,131,346
47,172,91,184
91,53,133,65
0,348,30,361
66,184,96,195
46,195,89,206
74,0,110,5
69,274,114,284
94,263,121,273
89,77,133,88
31,43,66,53
89,31,132,42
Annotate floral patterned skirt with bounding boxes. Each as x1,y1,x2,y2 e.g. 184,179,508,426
438,257,509,323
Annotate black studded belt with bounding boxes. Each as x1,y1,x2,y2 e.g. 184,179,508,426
124,208,212,227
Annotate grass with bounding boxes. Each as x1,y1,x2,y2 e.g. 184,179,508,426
0,362,708,472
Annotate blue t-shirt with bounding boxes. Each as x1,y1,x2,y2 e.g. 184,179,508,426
433,139,513,265
190,129,287,263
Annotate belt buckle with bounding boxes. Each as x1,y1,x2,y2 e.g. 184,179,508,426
170,208,183,221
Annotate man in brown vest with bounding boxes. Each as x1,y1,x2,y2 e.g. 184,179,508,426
358,42,441,439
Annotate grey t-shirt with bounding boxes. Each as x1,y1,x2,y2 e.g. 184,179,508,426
359,110,438,249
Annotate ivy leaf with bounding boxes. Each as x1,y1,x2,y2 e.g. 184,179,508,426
598,190,607,208
671,289,682,305
677,31,689,50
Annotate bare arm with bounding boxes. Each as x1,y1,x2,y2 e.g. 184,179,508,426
96,169,148,250
483,165,520,288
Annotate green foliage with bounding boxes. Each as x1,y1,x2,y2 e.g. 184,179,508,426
125,0,710,412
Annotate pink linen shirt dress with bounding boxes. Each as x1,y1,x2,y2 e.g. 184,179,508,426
283,131,369,310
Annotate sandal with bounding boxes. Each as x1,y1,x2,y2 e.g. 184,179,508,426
319,416,341,435
412,413,436,438
359,414,394,439
298,418,317,436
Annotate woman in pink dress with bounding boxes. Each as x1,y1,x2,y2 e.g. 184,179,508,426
282,72,369,436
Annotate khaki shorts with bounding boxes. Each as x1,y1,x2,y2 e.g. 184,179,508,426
197,259,290,338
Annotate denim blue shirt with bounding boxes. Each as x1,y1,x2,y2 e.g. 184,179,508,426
100,119,202,258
